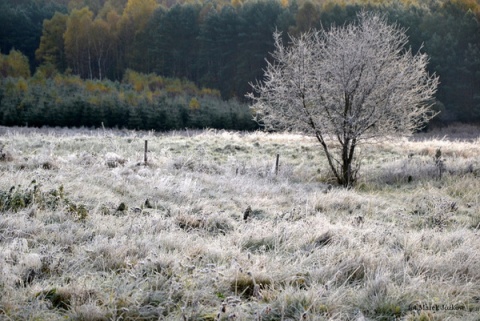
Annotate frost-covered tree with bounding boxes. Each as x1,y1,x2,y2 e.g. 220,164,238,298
247,12,439,187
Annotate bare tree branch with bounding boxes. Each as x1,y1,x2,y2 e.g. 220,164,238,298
247,11,439,187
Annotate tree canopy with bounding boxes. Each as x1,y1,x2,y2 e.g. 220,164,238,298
1,0,480,128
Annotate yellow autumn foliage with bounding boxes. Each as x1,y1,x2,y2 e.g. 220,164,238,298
16,79,29,93
0,50,31,78
189,97,201,110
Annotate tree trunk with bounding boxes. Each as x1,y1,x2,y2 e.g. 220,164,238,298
340,138,357,187
341,137,349,186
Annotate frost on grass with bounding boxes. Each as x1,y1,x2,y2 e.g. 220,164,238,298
0,126,479,320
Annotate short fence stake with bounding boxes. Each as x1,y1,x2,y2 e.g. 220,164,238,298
275,153,280,175
144,140,148,165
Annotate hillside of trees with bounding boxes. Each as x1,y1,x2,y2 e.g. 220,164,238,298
1,0,480,130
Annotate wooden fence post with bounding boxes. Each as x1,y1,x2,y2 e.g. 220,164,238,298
275,153,280,175
144,140,148,165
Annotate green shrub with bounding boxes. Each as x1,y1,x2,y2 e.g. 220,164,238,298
0,182,88,220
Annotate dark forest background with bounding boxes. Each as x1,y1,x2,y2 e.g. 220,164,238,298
1,0,480,130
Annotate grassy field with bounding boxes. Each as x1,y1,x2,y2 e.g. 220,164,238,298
0,125,479,321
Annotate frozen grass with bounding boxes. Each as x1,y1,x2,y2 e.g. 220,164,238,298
0,125,479,320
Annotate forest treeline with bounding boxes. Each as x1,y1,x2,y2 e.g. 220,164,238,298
1,0,480,130
0,64,255,130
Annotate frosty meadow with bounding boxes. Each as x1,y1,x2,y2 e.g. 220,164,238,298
0,125,479,320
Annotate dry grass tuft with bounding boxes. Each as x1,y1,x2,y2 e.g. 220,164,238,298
0,144,14,162
230,273,272,298
105,152,126,168
176,214,205,231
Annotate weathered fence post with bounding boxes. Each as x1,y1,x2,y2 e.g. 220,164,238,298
144,140,148,165
275,153,280,175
